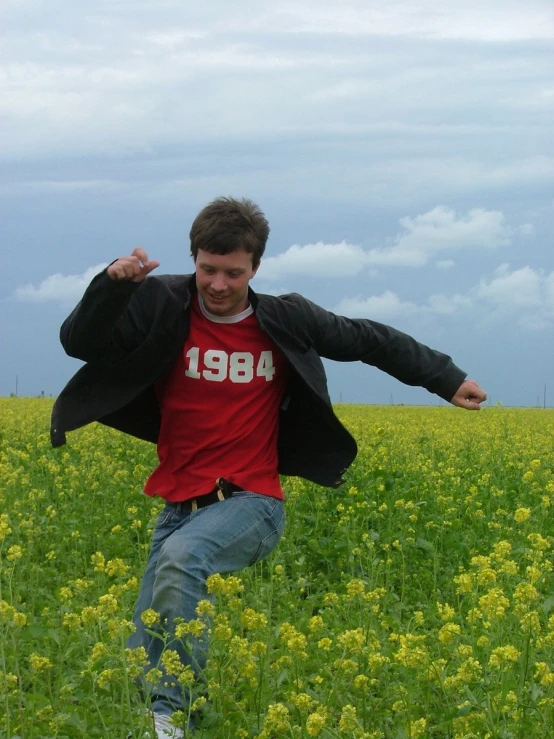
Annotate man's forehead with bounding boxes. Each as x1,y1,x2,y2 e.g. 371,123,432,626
195,248,254,266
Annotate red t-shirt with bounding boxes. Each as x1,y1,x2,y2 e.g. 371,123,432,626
143,296,289,501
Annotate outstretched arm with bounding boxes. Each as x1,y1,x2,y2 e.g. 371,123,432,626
450,379,487,410
279,294,486,404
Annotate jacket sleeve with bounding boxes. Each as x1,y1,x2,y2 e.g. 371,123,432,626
60,268,155,365
292,294,467,403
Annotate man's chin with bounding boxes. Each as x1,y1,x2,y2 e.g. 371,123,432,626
205,296,232,315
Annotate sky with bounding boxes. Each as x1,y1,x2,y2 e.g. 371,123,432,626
1,0,553,407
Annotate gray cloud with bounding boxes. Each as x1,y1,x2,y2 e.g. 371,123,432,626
335,264,554,329
258,206,515,279
14,264,108,303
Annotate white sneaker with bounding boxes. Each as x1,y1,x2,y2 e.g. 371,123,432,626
153,713,185,739
127,712,186,739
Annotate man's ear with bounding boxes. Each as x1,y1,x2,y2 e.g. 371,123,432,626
251,259,260,278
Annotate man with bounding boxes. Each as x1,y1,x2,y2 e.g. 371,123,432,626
51,197,486,737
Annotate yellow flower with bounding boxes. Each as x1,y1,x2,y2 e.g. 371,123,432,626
513,582,539,608
262,703,291,734
105,558,130,578
90,642,108,662
354,674,371,690
337,628,365,653
0,513,12,540
410,718,427,738
491,540,512,560
195,599,216,618
91,551,106,572
489,646,521,669
291,692,316,711
437,602,455,622
206,573,244,596
97,593,119,615
438,623,461,644
535,662,554,687
59,586,73,602
97,668,120,689
394,633,429,668
62,612,81,630
145,668,163,685
339,704,359,732
125,646,149,668
333,657,358,674
213,613,233,641
0,672,18,693
346,579,366,598
368,653,390,672
317,637,333,651
161,649,183,676
527,533,550,551
6,544,23,561
175,619,206,638
308,615,324,632
514,507,531,523
323,592,339,606
479,588,509,619
140,609,160,627
453,572,474,594
520,611,541,634
29,653,53,672
306,708,328,737
241,607,268,630
287,633,308,656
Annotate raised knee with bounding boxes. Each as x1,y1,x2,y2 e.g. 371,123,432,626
156,545,207,582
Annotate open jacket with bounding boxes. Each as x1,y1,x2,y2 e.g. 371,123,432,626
51,269,467,488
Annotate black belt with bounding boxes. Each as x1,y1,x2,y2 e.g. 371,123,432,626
171,477,245,513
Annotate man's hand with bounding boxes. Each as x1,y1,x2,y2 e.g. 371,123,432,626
107,247,160,283
450,379,487,410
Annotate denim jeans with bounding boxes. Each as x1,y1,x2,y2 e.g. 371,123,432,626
127,491,286,717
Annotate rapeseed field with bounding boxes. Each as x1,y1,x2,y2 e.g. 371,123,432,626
1,398,553,738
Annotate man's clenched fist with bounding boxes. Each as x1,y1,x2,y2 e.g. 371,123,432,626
107,247,160,283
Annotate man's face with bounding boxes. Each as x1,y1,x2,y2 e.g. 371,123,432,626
195,248,258,317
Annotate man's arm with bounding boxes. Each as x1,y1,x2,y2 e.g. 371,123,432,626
287,294,486,408
60,247,160,364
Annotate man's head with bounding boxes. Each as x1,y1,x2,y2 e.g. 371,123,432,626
190,196,269,270
191,197,269,317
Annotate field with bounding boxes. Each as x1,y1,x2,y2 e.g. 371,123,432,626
1,398,553,739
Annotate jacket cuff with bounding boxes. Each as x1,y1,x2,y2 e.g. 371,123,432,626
428,367,468,403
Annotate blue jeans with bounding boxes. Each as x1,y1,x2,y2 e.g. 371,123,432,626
127,492,286,717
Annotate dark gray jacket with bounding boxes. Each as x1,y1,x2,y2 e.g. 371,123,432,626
51,269,466,487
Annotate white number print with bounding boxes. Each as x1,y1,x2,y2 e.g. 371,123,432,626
256,350,276,381
229,352,254,383
185,348,276,384
203,350,228,382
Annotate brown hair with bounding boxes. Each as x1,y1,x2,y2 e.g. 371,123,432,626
190,197,270,269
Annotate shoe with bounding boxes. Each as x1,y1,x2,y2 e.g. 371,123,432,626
153,714,185,738
127,712,186,738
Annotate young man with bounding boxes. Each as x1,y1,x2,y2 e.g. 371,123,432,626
51,197,486,737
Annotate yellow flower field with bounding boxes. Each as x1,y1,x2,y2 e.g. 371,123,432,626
1,398,553,738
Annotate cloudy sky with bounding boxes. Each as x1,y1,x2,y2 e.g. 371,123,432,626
2,0,553,407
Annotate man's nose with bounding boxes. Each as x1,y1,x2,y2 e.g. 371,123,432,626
211,273,226,292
